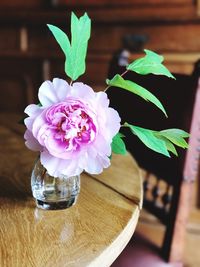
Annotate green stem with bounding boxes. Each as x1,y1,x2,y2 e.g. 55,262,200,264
120,122,129,128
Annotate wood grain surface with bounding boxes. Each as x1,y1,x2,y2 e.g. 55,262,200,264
0,114,142,267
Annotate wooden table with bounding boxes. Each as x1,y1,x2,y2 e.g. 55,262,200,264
0,113,143,267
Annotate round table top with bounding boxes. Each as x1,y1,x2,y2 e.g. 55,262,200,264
0,113,142,267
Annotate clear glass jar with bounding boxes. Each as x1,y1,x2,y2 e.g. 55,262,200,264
31,158,80,210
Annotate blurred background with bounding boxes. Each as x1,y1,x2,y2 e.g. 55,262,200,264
2,0,200,113
0,1,200,266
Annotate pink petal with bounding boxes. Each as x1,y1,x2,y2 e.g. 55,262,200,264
24,117,33,131
38,79,70,107
52,78,71,101
24,130,42,151
32,112,47,138
93,134,111,156
24,104,41,116
97,154,110,169
95,91,109,108
71,82,95,102
84,154,103,174
40,151,82,177
105,108,121,140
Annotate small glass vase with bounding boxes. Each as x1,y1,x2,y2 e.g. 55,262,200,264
31,158,80,210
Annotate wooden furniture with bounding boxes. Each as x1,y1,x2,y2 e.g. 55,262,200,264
108,61,200,266
0,114,142,267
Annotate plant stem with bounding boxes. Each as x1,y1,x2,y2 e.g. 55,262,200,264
120,122,129,128
104,69,129,92
120,69,129,77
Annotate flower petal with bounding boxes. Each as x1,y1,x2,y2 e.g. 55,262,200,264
40,151,82,177
24,130,42,151
93,134,111,156
38,79,70,107
105,108,121,140
84,154,104,174
24,117,33,131
32,112,47,139
71,82,95,102
52,78,71,101
95,91,109,108
24,104,41,116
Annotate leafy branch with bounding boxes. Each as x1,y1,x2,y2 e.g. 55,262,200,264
108,50,189,157
106,49,175,116
111,124,189,157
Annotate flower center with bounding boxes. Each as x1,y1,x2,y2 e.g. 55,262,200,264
45,99,97,151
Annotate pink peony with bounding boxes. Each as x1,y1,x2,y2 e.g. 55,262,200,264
24,78,121,177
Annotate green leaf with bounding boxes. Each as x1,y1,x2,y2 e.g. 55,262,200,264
156,135,178,156
69,12,91,80
47,24,71,55
127,49,175,79
125,123,170,157
157,129,189,148
47,12,91,81
47,24,73,78
123,123,189,156
107,74,167,117
111,132,127,155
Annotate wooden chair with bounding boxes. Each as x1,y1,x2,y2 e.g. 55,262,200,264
108,58,200,266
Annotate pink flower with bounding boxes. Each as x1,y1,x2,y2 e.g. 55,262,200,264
24,78,121,177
